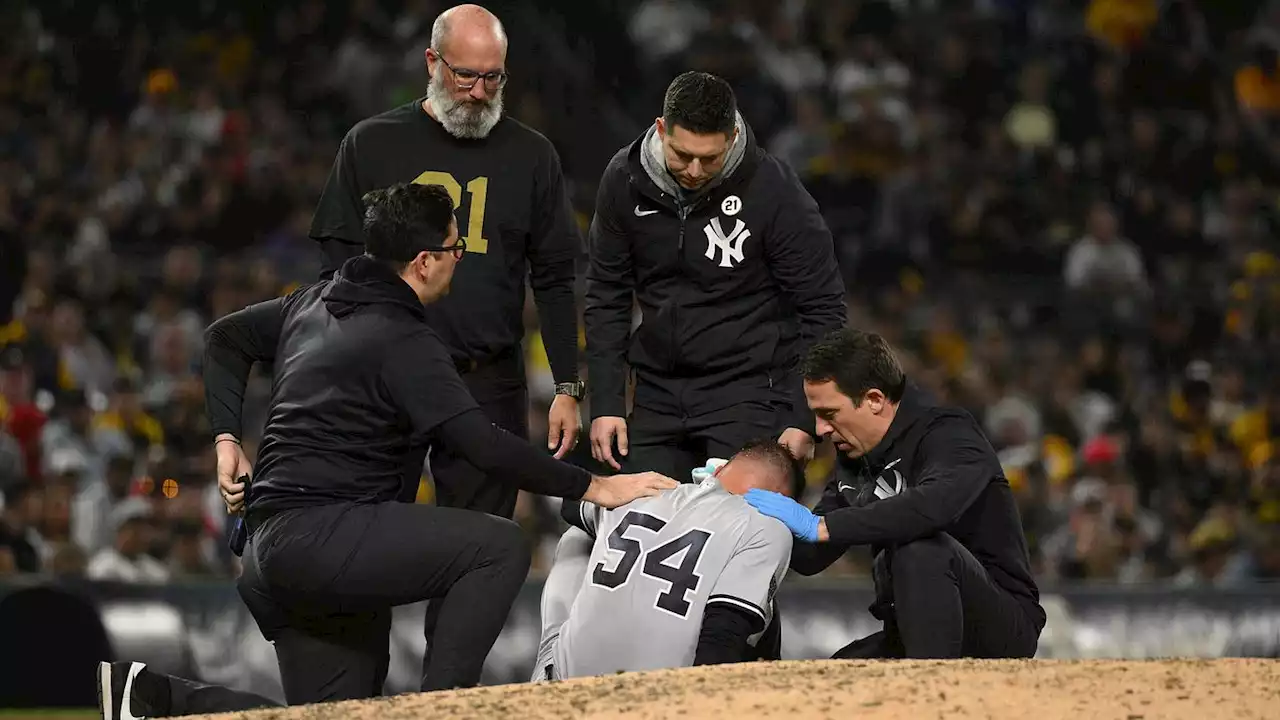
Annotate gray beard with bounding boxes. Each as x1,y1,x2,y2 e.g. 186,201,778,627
426,71,504,139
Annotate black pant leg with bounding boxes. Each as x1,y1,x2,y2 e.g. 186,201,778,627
134,667,282,716
422,372,528,679
236,541,390,706
888,533,1040,659
624,403,699,481
271,610,391,704
248,502,532,695
691,398,789,460
830,629,906,659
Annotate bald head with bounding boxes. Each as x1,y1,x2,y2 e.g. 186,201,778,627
424,3,508,139
431,4,508,58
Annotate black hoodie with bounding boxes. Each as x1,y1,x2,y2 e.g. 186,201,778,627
202,255,591,515
790,383,1045,630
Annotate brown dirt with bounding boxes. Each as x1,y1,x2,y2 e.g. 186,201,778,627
198,658,1280,720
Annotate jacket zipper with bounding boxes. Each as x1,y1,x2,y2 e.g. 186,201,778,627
670,202,689,371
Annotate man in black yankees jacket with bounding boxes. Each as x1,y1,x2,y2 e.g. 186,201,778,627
746,328,1047,659
584,70,846,483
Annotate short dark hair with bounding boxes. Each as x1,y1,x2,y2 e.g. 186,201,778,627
662,71,737,136
733,438,805,498
361,183,456,268
803,328,907,406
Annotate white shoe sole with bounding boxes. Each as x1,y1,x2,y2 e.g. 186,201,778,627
97,662,113,720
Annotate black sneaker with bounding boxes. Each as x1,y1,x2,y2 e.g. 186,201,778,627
97,661,157,720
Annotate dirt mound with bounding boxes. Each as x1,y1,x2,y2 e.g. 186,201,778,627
199,658,1280,720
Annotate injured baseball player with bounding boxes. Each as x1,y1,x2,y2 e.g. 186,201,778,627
532,439,802,681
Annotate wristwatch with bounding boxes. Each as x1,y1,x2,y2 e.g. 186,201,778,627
554,381,586,400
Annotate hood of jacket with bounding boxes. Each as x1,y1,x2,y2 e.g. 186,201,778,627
638,110,752,202
321,254,426,321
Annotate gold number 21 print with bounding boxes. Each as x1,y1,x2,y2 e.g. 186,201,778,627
412,171,490,254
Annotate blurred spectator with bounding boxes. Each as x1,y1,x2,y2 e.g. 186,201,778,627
167,517,219,578
40,390,105,488
91,377,164,463
1174,514,1252,587
629,0,711,69
829,34,910,129
1063,200,1149,298
85,497,169,584
756,9,826,95
1,346,47,483
770,94,833,173
72,454,138,553
0,483,44,573
49,299,115,397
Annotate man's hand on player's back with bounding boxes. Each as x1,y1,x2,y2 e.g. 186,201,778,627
583,471,677,508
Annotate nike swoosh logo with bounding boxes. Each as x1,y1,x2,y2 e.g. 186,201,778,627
121,662,146,720
634,205,659,216
837,483,855,493
884,458,903,470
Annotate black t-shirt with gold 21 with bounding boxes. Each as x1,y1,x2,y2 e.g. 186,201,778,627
308,97,581,377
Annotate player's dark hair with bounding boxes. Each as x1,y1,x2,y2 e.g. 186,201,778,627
734,438,805,498
803,328,907,407
361,183,456,269
662,71,737,136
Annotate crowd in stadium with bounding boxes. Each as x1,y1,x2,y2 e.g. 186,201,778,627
1,0,1278,588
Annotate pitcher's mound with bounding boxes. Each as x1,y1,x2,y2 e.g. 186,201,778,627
200,658,1280,720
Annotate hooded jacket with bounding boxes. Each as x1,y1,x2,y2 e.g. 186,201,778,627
202,255,591,516
789,383,1046,631
584,113,846,433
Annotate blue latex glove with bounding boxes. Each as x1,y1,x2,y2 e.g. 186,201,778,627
745,488,821,542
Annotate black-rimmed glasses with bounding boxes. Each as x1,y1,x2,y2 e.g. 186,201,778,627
432,50,508,93
425,238,467,260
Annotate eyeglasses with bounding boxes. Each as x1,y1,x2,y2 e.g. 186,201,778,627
432,50,508,93
424,238,467,260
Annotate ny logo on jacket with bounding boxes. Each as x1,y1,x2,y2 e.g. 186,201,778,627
704,216,750,268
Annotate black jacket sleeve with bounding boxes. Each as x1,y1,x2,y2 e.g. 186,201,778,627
203,297,287,439
788,473,852,576
435,409,593,500
382,331,593,500
582,162,634,420
559,497,598,537
763,160,847,437
822,416,995,546
310,129,367,280
527,143,582,385
694,604,758,665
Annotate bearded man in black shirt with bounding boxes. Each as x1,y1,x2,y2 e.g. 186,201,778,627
310,3,585,521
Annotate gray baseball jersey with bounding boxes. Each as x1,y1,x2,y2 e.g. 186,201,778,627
546,479,793,679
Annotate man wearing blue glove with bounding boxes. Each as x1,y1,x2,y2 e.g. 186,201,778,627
744,328,1046,660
